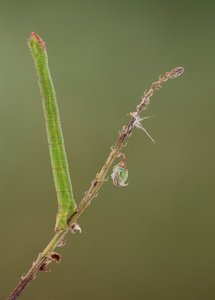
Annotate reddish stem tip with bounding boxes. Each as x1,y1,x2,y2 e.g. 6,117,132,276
30,32,46,50
31,32,40,41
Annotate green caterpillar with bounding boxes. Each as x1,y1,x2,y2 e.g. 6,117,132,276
27,33,77,231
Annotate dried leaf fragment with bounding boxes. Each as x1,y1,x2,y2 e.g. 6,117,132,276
50,252,61,263
39,260,51,272
57,238,66,247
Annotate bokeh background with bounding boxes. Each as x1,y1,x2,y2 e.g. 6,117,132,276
1,1,215,299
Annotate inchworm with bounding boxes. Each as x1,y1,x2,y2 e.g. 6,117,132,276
27,33,77,231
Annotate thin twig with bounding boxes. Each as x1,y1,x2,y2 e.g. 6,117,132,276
7,66,184,300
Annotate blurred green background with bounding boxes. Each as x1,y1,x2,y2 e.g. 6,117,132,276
1,0,215,299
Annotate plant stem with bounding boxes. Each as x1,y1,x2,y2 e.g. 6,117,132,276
7,32,184,300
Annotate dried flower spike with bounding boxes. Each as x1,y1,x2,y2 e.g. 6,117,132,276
111,153,128,187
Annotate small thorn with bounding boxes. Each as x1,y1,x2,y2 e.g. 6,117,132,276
127,112,136,117
21,274,26,281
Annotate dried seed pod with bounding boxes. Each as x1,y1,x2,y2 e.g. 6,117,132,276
111,153,128,187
